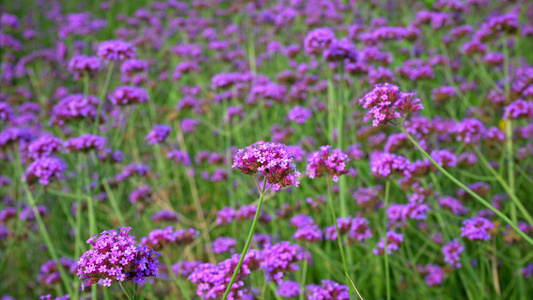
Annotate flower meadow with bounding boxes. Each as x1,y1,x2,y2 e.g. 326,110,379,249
1,0,533,299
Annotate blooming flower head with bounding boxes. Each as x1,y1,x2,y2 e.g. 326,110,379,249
67,55,101,81
373,231,404,255
304,28,335,56
306,145,350,182
211,237,236,254
232,141,301,191
28,136,62,160
461,216,494,241
287,106,312,124
503,99,533,120
145,124,172,145
359,83,423,126
108,86,150,106
23,157,67,186
63,134,106,153
260,242,307,283
97,40,136,62
277,280,301,298
370,152,412,178
49,94,100,126
77,227,160,287
442,239,465,268
306,280,350,300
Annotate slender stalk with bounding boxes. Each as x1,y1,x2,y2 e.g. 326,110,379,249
93,62,114,135
222,177,267,300
326,179,355,297
505,120,517,222
24,185,74,295
400,127,533,245
299,248,308,300
163,254,192,300
384,180,391,300
119,281,134,300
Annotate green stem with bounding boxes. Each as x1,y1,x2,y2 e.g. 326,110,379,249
505,120,517,223
384,180,391,300
473,146,533,226
93,62,114,135
221,177,267,300
119,281,134,300
163,254,191,300
24,185,74,295
326,179,352,295
400,127,533,245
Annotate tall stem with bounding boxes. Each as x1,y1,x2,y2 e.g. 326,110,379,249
222,177,267,300
326,179,352,296
93,62,114,135
400,127,533,245
119,281,134,300
384,180,391,300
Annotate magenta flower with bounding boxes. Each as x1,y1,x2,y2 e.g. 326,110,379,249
305,145,350,182
97,40,136,62
77,227,160,287
23,157,67,186
461,216,494,241
67,55,101,80
442,239,465,268
232,141,301,191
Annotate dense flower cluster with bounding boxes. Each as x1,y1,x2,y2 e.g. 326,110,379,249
461,217,494,241
305,145,350,182
306,280,350,300
23,157,67,186
108,86,150,106
49,94,100,126
63,134,107,153
67,55,101,80
97,40,137,61
145,124,172,145
359,83,423,126
77,227,160,287
232,141,301,191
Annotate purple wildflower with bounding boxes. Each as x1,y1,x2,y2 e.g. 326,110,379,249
23,157,67,186
108,86,150,106
232,141,301,191
67,55,101,80
461,217,494,241
63,134,107,153
287,106,312,124
306,280,350,300
77,227,160,287
145,124,172,145
305,145,350,182
211,237,236,254
97,40,136,62
442,239,465,268
28,136,62,160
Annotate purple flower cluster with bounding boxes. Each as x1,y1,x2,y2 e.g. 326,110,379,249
370,152,412,178
373,231,404,255
77,227,160,287
145,124,172,145
23,157,67,186
260,241,307,283
49,94,100,126
461,216,494,241
359,83,423,127
97,40,137,62
38,258,77,286
442,239,465,268
211,237,236,254
306,280,350,300
140,227,198,250
67,55,101,80
63,134,107,153
305,145,350,182
108,86,150,106
287,106,312,124
28,136,62,160
232,141,301,191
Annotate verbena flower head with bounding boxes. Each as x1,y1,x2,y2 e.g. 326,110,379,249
373,231,404,255
67,55,101,81
108,86,150,106
304,28,335,56
359,83,423,126
145,124,172,145
370,152,412,178
97,40,136,62
49,94,100,126
38,257,77,286
77,227,160,287
232,141,301,191
287,106,312,124
0,101,14,121
277,280,301,298
211,237,236,254
503,99,533,120
442,239,465,268
63,134,107,153
305,145,350,182
28,136,63,160
260,242,307,283
461,216,494,241
23,157,67,186
306,280,350,300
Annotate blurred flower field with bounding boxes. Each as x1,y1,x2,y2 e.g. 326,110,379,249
1,0,533,299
